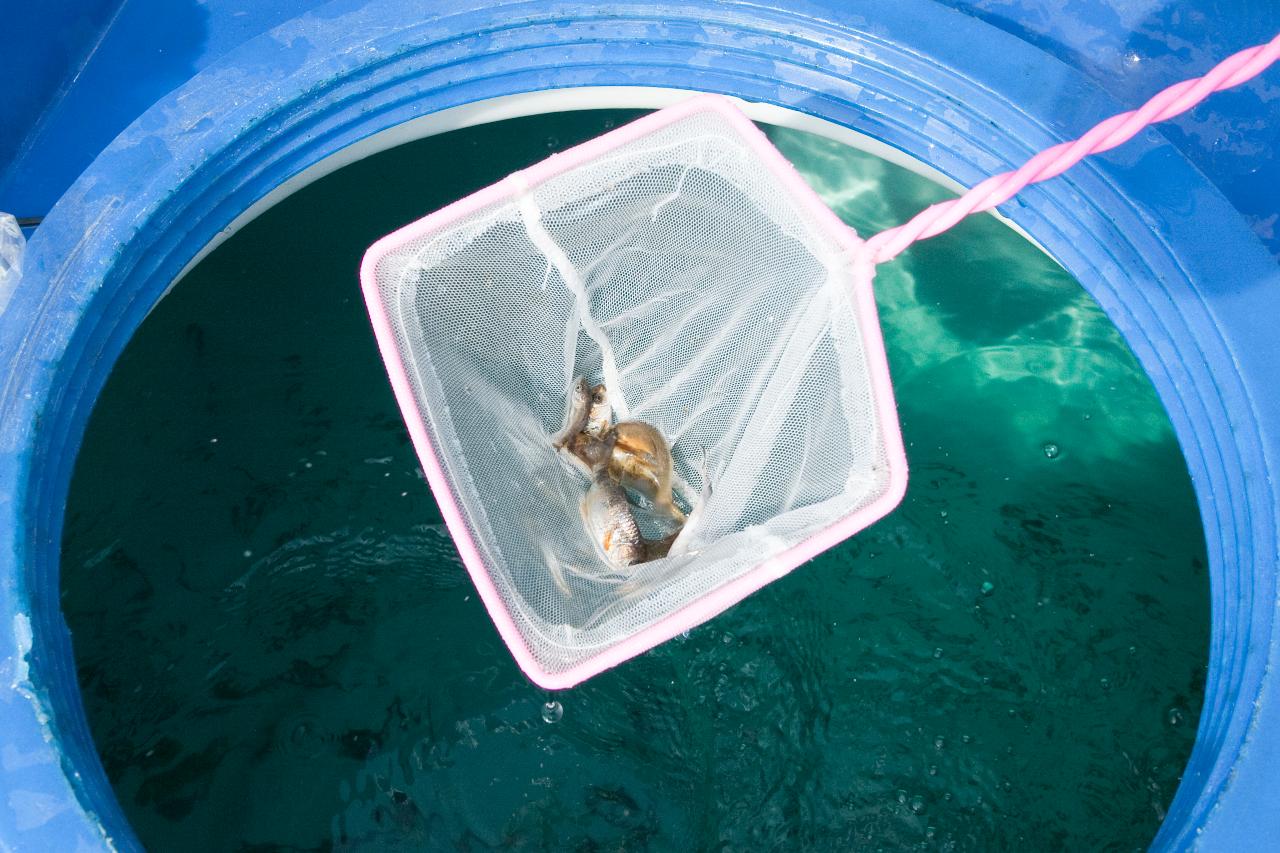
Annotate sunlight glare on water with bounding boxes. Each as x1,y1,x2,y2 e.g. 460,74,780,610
62,110,1208,851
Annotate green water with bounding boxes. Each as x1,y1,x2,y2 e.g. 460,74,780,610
62,111,1208,851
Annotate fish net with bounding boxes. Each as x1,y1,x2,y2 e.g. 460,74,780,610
361,97,904,686
361,36,1280,686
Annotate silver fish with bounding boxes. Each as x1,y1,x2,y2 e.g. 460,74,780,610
555,378,614,473
570,382,614,471
584,382,611,438
582,465,648,568
551,376,592,451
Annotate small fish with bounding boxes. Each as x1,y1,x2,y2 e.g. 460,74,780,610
607,421,686,524
585,383,611,437
550,377,592,451
582,465,648,567
581,462,684,568
569,383,613,470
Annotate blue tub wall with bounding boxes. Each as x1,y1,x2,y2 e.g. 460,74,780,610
2,0,1277,258
1,2,1277,851
934,0,1280,259
0,0,330,228
0,0,121,179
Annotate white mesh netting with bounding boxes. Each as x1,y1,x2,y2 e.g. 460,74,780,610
364,100,902,680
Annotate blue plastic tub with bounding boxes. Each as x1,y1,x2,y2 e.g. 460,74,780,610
1,2,1277,849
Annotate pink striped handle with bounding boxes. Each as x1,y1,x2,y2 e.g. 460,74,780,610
863,31,1280,265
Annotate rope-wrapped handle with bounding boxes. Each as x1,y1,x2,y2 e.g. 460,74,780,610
863,32,1280,266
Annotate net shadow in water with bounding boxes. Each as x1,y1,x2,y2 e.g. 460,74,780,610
61,109,1208,851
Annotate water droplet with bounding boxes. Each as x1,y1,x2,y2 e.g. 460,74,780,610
896,789,907,805
980,581,995,596
934,736,945,750
1167,706,1185,727
1100,677,1111,690
939,509,948,518
961,733,972,744
1124,50,1142,67
541,700,563,724
910,795,925,814
1042,443,1060,459
933,648,944,659
242,550,252,558
546,136,560,149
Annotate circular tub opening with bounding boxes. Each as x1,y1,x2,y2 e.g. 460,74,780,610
60,98,1208,850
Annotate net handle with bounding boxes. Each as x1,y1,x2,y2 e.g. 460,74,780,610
861,31,1280,266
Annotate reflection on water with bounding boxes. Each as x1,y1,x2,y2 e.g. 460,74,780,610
63,111,1207,851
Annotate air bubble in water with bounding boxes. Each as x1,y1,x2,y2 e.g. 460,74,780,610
980,581,995,596
1043,443,1061,459
541,700,563,724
